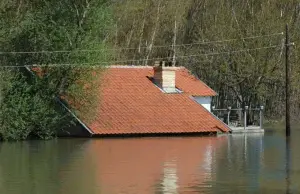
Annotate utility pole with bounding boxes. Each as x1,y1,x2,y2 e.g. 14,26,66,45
285,24,291,137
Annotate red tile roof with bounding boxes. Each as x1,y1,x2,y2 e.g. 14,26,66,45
175,68,217,96
78,66,229,135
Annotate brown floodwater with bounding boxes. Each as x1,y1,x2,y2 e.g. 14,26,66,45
0,131,299,194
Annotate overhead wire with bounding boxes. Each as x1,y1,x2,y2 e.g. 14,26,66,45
0,32,283,55
0,44,281,68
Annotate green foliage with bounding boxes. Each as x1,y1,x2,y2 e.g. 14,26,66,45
0,70,72,140
111,0,300,120
1,0,300,140
0,0,114,140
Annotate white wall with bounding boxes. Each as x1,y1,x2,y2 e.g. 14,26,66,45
193,96,212,112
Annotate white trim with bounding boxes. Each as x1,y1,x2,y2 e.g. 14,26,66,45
25,66,35,75
56,99,94,135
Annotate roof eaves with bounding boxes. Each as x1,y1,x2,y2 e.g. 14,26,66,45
197,80,217,96
188,96,231,132
56,98,94,136
183,68,217,96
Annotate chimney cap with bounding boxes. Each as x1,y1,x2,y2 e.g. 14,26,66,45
154,61,160,67
154,60,175,68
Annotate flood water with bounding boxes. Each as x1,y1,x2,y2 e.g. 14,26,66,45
0,131,300,194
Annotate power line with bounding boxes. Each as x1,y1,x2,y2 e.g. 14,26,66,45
187,45,280,57
0,45,280,68
0,33,283,55
159,32,283,48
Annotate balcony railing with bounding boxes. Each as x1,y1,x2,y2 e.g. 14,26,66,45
212,106,264,130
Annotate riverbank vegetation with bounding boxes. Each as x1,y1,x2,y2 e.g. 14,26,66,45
1,0,300,140
0,0,113,140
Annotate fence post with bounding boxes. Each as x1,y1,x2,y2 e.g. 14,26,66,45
244,106,249,130
260,106,264,129
227,106,231,125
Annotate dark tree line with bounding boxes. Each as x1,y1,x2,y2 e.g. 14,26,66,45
111,0,300,122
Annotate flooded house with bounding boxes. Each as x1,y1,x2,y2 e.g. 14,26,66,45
33,61,231,137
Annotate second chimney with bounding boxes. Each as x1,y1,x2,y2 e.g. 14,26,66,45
153,61,176,93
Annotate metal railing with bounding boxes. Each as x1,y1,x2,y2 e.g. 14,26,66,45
212,106,264,130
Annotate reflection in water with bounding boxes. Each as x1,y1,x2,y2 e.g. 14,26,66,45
0,133,300,194
200,134,265,194
162,161,178,194
0,139,91,194
86,137,227,194
286,137,291,194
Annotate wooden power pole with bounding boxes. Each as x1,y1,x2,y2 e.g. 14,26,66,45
285,24,291,137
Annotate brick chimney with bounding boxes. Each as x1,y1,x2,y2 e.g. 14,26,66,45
153,61,176,93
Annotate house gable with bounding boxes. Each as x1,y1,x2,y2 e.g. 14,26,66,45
76,66,229,135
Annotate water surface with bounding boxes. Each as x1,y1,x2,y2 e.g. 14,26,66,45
0,131,299,194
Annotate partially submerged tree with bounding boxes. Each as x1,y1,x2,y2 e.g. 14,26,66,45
0,0,114,140
1,0,300,140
